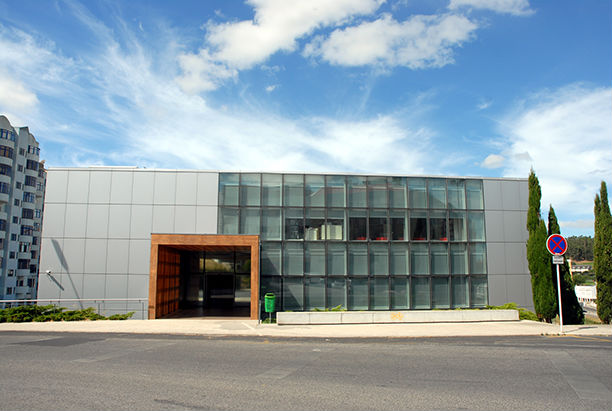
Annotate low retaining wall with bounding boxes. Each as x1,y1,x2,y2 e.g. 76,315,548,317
276,310,519,325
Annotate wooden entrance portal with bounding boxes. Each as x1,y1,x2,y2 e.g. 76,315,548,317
148,234,259,320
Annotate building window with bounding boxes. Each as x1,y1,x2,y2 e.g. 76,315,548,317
17,165,23,172
24,175,36,187
19,242,30,253
6,287,13,295
23,192,35,203
26,159,39,171
0,238,3,250
0,182,10,194
18,259,29,269
0,164,11,176
9,251,16,259
21,225,34,236
16,182,22,189
29,265,37,274
8,269,15,277
27,145,40,155
32,236,38,245
11,234,17,241
27,278,35,287
0,129,17,141
22,208,34,219
0,219,6,231
14,199,19,206
12,216,19,224
19,148,25,156
0,145,14,159
30,250,36,259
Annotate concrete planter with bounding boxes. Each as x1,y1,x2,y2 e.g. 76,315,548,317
277,309,519,325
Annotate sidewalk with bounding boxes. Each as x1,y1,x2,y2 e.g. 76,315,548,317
1,319,610,338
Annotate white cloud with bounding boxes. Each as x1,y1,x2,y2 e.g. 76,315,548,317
303,13,478,68
265,84,278,92
560,219,594,230
176,49,237,94
481,154,504,168
178,0,383,92
499,84,612,229
0,73,39,112
448,0,534,16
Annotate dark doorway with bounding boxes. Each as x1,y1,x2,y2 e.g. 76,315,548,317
175,249,251,318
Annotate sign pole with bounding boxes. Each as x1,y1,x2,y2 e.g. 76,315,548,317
555,263,563,334
547,234,568,335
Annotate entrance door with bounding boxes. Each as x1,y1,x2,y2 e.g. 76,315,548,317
206,273,234,308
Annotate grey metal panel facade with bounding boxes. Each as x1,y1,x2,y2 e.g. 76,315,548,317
484,178,532,310
37,168,219,318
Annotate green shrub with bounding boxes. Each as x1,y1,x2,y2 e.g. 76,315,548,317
0,305,134,322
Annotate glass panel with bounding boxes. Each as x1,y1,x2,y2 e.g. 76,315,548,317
261,276,281,300
262,174,282,206
325,209,345,240
235,252,251,274
305,208,325,241
447,179,466,209
235,274,251,305
305,277,325,310
468,211,485,241
450,244,468,275
412,277,430,309
283,174,303,207
466,180,484,209
370,278,389,310
410,210,427,241
220,208,239,234
205,252,234,273
283,277,303,310
428,179,446,209
283,243,303,275
219,173,239,206
410,243,429,275
349,209,367,240
327,277,347,309
305,175,325,207
408,178,427,208
305,243,325,275
469,243,487,274
348,244,368,276
326,175,346,207
370,243,388,276
368,176,387,208
430,243,449,275
449,211,466,241
261,208,281,240
390,210,406,241
261,243,281,275
348,278,368,310
432,277,450,309
348,176,367,207
327,243,346,275
429,210,447,241
240,208,260,235
452,276,469,308
369,209,388,241
284,208,304,240
470,276,488,307
391,277,409,309
389,177,407,208
390,244,409,275
240,173,260,206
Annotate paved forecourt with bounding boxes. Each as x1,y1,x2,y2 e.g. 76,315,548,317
0,319,610,338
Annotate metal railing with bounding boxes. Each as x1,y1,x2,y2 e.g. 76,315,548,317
0,298,148,320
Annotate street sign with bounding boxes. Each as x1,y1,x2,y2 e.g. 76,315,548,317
552,255,564,265
546,234,567,255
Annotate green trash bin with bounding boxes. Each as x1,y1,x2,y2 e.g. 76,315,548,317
264,293,276,313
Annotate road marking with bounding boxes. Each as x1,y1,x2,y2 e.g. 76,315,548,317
547,351,612,401
72,341,176,363
256,366,302,379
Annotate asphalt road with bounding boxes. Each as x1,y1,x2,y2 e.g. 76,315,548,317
0,332,610,411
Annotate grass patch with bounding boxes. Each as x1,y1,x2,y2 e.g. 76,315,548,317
0,305,134,323
487,302,539,321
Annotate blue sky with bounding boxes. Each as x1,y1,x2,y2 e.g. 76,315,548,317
0,0,610,236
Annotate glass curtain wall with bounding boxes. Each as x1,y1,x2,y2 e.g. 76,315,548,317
219,174,487,313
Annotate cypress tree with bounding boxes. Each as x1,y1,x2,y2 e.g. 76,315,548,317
548,206,584,324
594,181,612,324
526,170,556,322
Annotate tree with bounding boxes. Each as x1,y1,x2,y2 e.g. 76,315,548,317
526,170,556,322
594,181,612,324
566,236,594,261
548,206,584,324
